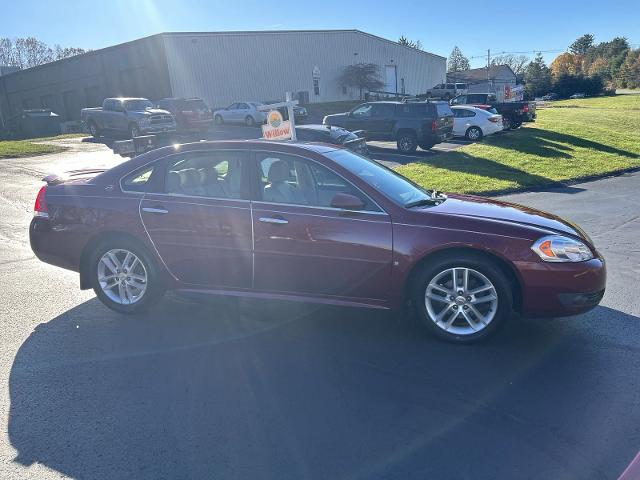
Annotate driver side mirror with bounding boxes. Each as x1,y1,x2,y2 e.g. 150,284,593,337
330,193,365,210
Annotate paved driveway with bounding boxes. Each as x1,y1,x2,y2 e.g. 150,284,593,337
0,139,638,479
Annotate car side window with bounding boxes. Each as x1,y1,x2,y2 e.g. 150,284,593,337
121,165,155,193
238,103,249,110
351,104,373,117
164,151,247,199
257,153,377,211
451,95,466,105
372,104,395,117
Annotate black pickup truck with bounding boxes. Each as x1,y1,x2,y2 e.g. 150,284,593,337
450,93,536,130
323,101,454,153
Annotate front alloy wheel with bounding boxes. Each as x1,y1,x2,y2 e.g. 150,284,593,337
413,254,512,343
425,267,498,336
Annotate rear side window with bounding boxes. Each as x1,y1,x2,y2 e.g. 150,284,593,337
467,94,488,103
121,165,155,193
436,104,453,116
397,103,428,117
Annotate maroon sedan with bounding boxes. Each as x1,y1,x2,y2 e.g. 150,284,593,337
29,141,605,343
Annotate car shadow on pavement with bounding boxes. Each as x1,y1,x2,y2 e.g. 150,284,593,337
8,298,640,479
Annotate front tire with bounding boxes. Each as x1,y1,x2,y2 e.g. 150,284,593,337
412,253,513,343
397,131,418,153
465,126,483,141
90,238,164,314
129,123,140,139
214,115,223,125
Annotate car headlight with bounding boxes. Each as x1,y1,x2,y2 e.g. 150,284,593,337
531,235,593,262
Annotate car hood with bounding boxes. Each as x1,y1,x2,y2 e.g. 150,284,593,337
430,193,591,243
130,108,171,117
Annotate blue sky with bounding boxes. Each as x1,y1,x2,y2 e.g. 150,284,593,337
4,0,639,68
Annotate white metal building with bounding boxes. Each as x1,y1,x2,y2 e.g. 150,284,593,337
163,30,445,106
0,30,445,124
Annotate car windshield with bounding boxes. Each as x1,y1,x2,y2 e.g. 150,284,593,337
124,99,154,111
326,149,433,207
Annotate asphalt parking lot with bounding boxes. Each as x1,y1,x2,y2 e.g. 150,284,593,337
0,135,639,479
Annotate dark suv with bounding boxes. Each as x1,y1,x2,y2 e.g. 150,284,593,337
156,97,213,133
323,101,454,153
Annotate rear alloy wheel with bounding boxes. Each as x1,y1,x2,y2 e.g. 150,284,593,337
245,115,255,127
502,116,513,130
397,132,418,153
413,254,512,343
465,126,483,141
214,115,223,125
91,240,163,313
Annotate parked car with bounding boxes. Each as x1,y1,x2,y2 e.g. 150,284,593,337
569,93,586,99
29,140,606,343
295,124,369,156
450,93,536,130
451,106,503,140
213,102,267,126
323,101,454,153
541,93,559,101
156,97,213,133
424,83,468,100
81,98,176,139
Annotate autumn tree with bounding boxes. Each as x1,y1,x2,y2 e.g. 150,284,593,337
447,46,470,72
550,52,581,77
339,63,385,99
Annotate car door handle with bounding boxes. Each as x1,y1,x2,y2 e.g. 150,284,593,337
142,206,169,215
259,217,288,225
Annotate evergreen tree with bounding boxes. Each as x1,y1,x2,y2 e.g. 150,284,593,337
447,46,470,72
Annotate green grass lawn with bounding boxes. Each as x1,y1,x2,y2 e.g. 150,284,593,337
0,133,87,159
396,95,640,195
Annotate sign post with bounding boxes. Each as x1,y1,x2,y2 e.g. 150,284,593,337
257,92,298,142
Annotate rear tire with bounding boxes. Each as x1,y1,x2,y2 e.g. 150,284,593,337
397,131,418,153
214,115,223,125
513,121,522,129
245,116,255,127
502,116,513,130
412,253,513,343
88,121,100,138
465,126,483,141
90,237,164,314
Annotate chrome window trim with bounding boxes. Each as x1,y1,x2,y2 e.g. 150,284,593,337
253,149,387,215
251,200,389,218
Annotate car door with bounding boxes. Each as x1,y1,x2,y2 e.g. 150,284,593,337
346,103,375,137
223,103,238,122
235,103,250,123
139,149,253,288
251,150,393,302
368,103,396,140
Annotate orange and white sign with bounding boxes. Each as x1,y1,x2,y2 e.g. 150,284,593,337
262,110,292,141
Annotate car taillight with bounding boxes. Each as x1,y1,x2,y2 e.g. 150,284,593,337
34,185,48,218
488,116,500,123
431,119,438,133
522,105,529,113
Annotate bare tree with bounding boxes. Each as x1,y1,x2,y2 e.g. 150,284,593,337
339,63,385,99
0,36,86,69
491,54,530,75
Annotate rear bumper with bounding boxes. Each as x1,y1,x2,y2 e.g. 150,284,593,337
517,257,606,317
29,217,80,272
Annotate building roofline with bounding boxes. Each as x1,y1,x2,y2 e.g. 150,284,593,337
0,29,444,81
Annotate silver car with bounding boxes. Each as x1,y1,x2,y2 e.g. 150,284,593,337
213,102,267,127
425,83,468,100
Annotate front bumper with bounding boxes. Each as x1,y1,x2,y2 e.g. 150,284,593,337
141,125,176,135
517,257,606,317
